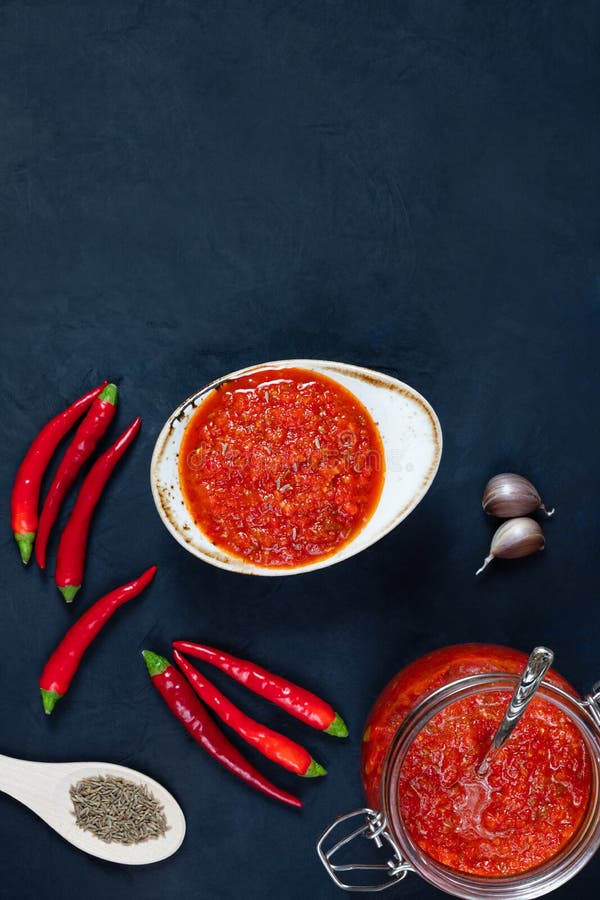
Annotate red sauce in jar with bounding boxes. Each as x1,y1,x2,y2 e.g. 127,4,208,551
179,367,384,567
399,691,591,876
361,644,592,877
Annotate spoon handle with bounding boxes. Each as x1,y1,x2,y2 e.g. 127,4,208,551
0,754,46,806
478,646,554,774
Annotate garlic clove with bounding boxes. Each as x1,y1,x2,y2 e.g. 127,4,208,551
476,517,545,575
482,473,554,518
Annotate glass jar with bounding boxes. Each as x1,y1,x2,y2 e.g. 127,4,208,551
318,644,600,898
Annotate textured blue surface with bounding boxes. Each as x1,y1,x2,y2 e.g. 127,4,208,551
1,2,600,898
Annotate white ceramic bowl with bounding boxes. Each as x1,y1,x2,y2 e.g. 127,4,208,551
150,360,442,576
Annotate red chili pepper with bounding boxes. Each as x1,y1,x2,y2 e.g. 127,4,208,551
40,566,157,715
172,649,326,778
35,383,119,570
10,381,108,565
54,417,142,603
172,642,348,737
142,651,302,809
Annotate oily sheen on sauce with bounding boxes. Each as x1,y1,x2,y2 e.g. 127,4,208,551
398,692,591,877
178,368,385,567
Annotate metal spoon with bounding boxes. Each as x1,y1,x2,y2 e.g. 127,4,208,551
478,646,554,776
0,753,186,864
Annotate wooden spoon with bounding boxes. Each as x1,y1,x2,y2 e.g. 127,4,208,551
0,753,186,864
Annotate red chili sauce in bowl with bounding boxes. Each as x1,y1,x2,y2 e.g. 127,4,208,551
361,644,592,879
178,367,385,568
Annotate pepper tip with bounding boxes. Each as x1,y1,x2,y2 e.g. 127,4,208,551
325,713,349,738
40,689,61,715
142,649,170,677
98,383,118,405
14,532,35,565
304,759,327,778
58,584,81,603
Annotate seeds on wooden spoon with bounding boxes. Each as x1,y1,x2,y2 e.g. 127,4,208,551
69,775,169,845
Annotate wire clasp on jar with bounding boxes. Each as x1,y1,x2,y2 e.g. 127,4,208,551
317,808,414,892
581,682,600,729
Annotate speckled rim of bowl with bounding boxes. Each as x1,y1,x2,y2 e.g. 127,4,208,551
150,359,443,576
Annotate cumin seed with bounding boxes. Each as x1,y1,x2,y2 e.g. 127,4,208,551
69,775,169,845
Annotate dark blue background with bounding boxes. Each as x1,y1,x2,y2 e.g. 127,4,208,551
1,2,599,898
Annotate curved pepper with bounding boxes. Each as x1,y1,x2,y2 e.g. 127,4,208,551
54,417,142,602
10,381,108,564
173,649,326,778
40,566,157,714
35,383,118,570
143,651,301,809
